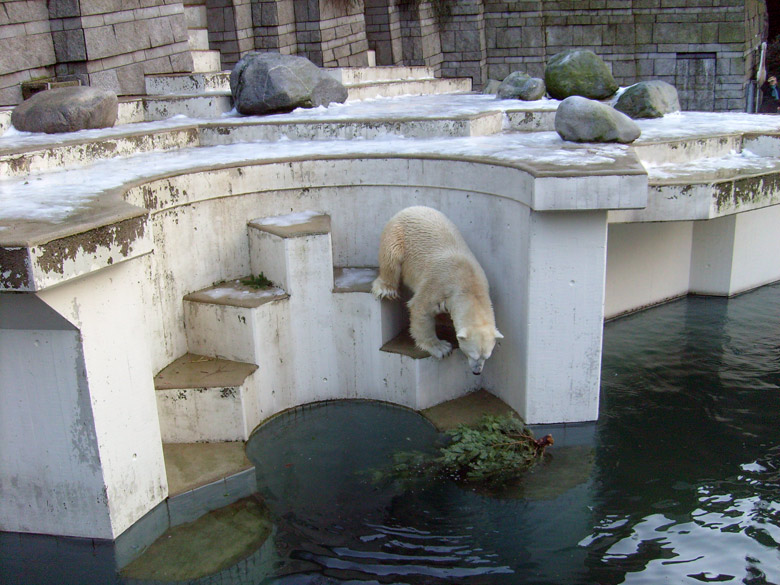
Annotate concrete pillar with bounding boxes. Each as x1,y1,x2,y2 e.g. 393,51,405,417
691,206,780,296
519,210,608,424
1,260,168,540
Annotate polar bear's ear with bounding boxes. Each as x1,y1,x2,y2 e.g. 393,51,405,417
456,328,468,340
494,329,504,339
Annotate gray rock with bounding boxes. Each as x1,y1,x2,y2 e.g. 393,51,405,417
230,51,348,116
11,86,117,134
496,72,546,101
555,96,641,144
545,49,619,101
614,80,680,119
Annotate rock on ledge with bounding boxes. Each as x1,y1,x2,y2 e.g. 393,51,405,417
614,80,681,119
230,52,348,116
555,96,641,144
11,86,118,134
545,49,619,101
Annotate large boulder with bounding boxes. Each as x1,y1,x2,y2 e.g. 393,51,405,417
230,52,348,116
555,96,641,143
496,72,546,101
614,80,680,119
545,49,619,101
11,86,117,134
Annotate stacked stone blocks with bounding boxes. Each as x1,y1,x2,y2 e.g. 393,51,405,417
0,1,56,105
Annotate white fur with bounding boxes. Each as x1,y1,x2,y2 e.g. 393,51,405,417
371,206,502,374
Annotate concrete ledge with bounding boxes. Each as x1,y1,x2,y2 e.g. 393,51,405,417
183,279,288,309
333,266,377,293
0,125,199,178
199,111,505,143
248,212,331,239
154,353,258,390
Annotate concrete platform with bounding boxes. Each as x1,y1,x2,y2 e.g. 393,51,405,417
163,442,252,496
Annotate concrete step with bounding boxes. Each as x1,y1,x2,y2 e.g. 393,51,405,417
248,211,333,292
328,66,435,85
142,93,233,120
634,134,744,165
154,353,259,442
378,317,482,410
0,123,199,177
346,77,472,101
185,4,207,28
183,278,289,364
191,50,222,73
162,442,252,496
0,107,12,135
145,71,231,96
198,110,504,145
188,28,210,51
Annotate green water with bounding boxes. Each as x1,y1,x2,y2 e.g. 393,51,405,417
2,284,779,584
244,286,780,584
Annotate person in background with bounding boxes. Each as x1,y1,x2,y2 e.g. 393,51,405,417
760,75,780,113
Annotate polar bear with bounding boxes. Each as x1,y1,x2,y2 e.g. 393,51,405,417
371,206,503,375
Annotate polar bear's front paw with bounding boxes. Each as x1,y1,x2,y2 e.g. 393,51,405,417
371,278,399,299
423,339,452,359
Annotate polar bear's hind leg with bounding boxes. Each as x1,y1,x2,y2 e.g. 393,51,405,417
371,221,404,299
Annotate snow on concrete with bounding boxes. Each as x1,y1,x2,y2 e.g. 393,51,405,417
0,131,630,224
199,285,286,301
635,111,780,142
643,148,780,181
3,93,780,226
254,210,322,227
334,268,377,289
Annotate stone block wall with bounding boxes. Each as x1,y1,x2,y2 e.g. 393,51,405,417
302,0,370,67
482,0,767,111
398,0,442,71
51,0,193,96
0,0,194,105
206,0,255,69
364,0,403,66
439,0,486,89
0,1,56,105
252,0,297,54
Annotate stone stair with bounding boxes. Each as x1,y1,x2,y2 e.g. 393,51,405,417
154,210,479,444
141,64,472,121
183,2,222,73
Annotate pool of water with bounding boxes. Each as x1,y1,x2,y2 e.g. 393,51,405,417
3,284,779,584
249,286,780,585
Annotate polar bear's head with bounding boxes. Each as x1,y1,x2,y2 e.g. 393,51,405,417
457,327,503,375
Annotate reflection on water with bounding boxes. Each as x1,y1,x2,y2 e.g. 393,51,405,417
2,285,779,585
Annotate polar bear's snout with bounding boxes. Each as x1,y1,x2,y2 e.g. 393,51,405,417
457,327,503,375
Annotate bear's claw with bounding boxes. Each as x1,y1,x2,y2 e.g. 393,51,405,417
424,340,452,359
371,278,399,299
